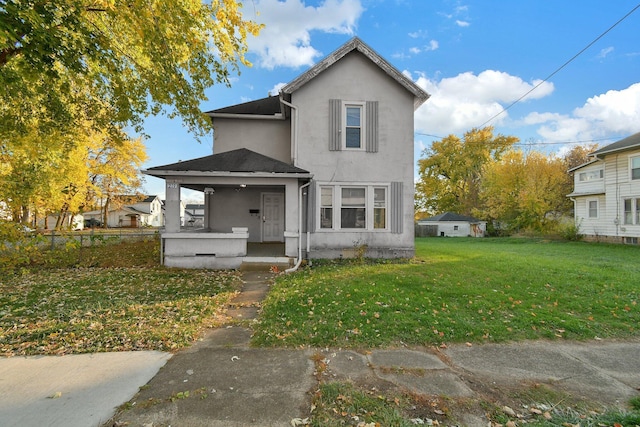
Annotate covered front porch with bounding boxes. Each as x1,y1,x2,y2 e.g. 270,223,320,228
144,149,312,269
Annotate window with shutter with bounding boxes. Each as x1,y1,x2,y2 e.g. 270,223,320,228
329,99,378,152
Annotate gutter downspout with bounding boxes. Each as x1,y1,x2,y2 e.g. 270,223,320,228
279,95,298,166
285,181,311,273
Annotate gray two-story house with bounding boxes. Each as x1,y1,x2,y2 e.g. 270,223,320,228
145,37,430,268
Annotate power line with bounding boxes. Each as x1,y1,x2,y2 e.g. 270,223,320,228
514,136,623,146
477,2,640,129
416,132,625,146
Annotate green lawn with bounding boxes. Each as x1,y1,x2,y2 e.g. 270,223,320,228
253,238,640,348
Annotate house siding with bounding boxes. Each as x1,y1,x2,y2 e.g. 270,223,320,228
572,147,640,242
213,117,291,163
294,51,416,257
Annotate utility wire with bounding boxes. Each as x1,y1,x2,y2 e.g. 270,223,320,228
477,2,640,129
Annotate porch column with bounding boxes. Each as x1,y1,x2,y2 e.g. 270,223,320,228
284,181,299,257
165,180,181,233
205,189,214,230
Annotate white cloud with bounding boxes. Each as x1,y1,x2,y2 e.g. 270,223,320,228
528,83,640,142
455,20,470,27
410,70,555,135
248,0,364,69
408,29,428,39
268,82,287,96
597,46,614,59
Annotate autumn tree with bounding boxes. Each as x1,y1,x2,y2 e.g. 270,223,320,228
479,149,572,233
415,127,518,217
0,123,147,229
0,0,262,141
85,132,148,225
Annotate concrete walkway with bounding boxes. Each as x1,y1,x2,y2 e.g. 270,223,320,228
1,270,639,427
0,350,170,427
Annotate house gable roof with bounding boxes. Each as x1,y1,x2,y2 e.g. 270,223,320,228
281,37,430,109
568,158,602,173
591,131,640,157
421,212,483,223
144,148,310,175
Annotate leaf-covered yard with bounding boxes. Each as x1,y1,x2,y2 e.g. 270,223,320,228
0,267,241,356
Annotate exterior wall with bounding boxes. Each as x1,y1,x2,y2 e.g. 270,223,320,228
40,214,84,230
162,228,249,269
208,186,284,243
418,221,486,237
213,117,291,163
573,148,640,241
572,161,605,195
293,51,416,258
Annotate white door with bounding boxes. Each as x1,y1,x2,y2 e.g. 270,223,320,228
262,192,284,242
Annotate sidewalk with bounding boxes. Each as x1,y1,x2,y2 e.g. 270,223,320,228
1,270,639,427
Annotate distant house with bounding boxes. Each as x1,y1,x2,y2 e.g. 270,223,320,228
417,212,486,237
39,214,84,230
568,131,640,244
83,195,165,228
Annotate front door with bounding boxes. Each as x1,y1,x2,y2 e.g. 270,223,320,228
262,192,284,242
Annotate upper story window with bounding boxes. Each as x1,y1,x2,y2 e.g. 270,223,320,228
631,156,640,180
579,169,603,182
329,99,378,152
343,103,365,149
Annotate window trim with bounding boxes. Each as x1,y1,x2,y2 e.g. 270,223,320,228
587,198,599,219
578,169,604,182
320,186,334,229
341,101,366,151
623,197,640,225
316,182,389,232
630,155,640,181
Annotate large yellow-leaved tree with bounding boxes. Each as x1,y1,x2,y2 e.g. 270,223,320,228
1,0,262,226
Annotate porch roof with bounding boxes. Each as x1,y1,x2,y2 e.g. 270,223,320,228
144,148,311,177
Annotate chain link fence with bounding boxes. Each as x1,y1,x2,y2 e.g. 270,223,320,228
41,229,161,250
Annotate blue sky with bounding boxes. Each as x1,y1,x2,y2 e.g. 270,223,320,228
140,0,640,201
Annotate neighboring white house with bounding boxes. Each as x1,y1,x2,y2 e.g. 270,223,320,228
144,37,430,269
83,195,166,228
568,131,640,244
39,214,84,230
184,204,205,227
417,212,487,237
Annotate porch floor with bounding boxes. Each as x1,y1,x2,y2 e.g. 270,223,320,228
246,242,285,257
242,243,292,271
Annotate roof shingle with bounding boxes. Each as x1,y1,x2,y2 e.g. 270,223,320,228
145,148,309,174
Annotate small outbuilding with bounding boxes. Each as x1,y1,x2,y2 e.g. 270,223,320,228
417,212,486,237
